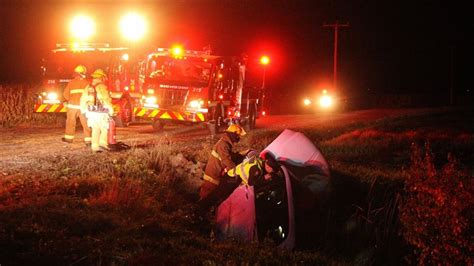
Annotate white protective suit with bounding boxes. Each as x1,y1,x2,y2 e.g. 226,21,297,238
81,81,114,152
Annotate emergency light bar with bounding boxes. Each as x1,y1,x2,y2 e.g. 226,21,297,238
56,43,110,48
53,43,128,53
154,47,211,56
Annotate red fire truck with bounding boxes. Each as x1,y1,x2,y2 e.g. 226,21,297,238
34,43,143,127
136,47,263,133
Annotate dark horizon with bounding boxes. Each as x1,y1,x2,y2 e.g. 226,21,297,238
1,0,471,109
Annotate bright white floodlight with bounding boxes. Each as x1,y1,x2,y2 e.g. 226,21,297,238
70,15,95,40
120,13,147,41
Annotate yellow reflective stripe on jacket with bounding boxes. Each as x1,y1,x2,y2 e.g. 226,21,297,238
227,157,263,186
211,150,221,161
228,164,249,185
203,174,220,185
70,89,85,94
239,163,249,185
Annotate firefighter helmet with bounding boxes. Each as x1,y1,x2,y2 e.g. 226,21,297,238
74,65,87,75
91,69,107,80
226,124,246,136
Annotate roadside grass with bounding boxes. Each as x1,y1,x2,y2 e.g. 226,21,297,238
0,108,472,264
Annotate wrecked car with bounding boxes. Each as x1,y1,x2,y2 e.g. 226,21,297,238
215,129,331,250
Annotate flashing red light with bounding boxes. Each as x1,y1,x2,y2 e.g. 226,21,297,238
218,73,223,79
260,55,270,65
262,111,266,116
227,111,232,116
218,94,223,100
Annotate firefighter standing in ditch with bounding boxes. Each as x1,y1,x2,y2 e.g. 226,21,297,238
81,69,114,153
62,65,92,145
196,124,252,214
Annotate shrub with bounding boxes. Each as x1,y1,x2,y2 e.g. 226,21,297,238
399,142,473,265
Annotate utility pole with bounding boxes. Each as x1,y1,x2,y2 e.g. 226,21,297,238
450,46,454,105
323,21,349,90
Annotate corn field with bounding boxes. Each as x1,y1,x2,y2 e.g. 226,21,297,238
0,84,63,127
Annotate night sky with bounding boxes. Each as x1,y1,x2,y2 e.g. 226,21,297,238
0,0,471,110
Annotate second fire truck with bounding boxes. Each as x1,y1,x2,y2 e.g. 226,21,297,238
136,47,264,133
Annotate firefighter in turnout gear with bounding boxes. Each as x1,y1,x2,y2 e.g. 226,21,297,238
62,65,92,144
196,124,252,215
226,155,264,186
81,69,114,153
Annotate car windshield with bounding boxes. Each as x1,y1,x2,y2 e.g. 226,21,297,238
146,56,212,87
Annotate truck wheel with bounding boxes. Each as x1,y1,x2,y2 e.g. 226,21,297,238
208,115,223,136
152,119,164,131
114,98,132,127
249,108,257,129
209,104,224,135
244,105,256,131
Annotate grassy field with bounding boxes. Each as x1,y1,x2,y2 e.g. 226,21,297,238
0,100,472,264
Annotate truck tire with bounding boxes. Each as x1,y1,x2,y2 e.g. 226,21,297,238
209,104,224,135
244,104,257,131
152,119,164,131
114,98,132,127
249,105,257,129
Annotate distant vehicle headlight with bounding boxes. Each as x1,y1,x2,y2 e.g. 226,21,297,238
319,95,333,108
303,98,312,106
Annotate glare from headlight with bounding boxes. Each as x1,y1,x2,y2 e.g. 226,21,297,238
303,98,312,106
189,100,202,109
319,95,333,108
47,92,58,100
145,96,157,104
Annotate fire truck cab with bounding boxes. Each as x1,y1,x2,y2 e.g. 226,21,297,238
35,43,142,127
137,47,262,133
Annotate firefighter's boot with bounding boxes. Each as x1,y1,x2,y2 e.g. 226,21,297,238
61,137,73,143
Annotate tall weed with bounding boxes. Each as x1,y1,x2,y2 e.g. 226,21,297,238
0,84,64,127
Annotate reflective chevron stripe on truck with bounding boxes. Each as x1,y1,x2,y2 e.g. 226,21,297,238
134,107,206,122
34,103,67,113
